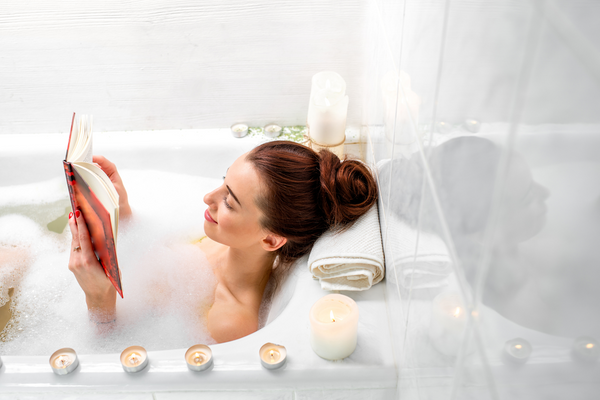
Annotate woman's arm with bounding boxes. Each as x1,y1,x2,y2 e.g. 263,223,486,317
68,210,116,323
93,155,132,220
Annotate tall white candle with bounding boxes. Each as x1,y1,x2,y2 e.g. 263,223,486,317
307,71,349,146
309,294,359,361
429,292,474,357
381,70,420,145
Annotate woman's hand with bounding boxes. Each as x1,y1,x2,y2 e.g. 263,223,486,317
93,155,132,220
68,210,116,323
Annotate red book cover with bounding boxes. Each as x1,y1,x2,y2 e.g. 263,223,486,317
64,115,123,298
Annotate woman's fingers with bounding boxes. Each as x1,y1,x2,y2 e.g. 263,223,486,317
74,210,95,263
68,211,80,246
92,155,117,178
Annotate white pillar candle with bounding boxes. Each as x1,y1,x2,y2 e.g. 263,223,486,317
307,71,349,146
309,294,359,361
429,292,474,357
49,348,79,375
381,70,421,145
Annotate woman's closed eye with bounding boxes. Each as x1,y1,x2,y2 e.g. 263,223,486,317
223,195,233,210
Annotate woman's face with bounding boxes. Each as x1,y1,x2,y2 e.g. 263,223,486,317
203,154,267,249
499,155,550,242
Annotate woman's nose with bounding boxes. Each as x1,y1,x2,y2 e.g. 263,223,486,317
536,183,551,200
203,187,220,207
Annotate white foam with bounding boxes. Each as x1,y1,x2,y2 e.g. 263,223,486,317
0,171,221,355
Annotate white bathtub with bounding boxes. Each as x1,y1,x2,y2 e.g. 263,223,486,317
0,130,396,399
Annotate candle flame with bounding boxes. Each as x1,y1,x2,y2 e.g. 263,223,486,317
54,355,72,368
269,350,275,361
330,310,336,322
192,352,205,365
453,307,461,317
128,352,141,366
515,344,522,350
586,343,594,349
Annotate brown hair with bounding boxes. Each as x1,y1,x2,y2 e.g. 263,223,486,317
246,141,378,267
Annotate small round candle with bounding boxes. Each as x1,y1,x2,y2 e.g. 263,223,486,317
185,344,213,372
436,121,453,134
572,336,599,363
259,343,287,369
502,338,532,365
120,345,148,373
309,294,359,361
230,123,249,138
264,124,282,138
463,119,481,133
49,348,79,375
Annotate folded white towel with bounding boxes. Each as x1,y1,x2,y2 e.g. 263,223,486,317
308,205,384,291
383,214,452,289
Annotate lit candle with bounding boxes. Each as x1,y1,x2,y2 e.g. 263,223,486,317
435,121,453,134
120,345,148,373
502,338,532,365
429,292,474,357
572,336,599,363
231,123,249,138
381,70,421,145
49,348,79,375
264,124,282,138
259,343,287,369
309,294,359,361
463,119,481,133
185,344,213,372
307,71,349,147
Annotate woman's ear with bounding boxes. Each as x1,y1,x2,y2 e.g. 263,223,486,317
261,233,287,252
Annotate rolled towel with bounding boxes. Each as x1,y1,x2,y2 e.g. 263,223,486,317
384,214,452,289
308,204,384,291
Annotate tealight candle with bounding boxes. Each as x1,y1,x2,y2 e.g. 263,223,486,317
571,336,599,363
185,344,213,372
309,294,359,361
264,124,282,138
120,346,148,373
49,348,79,375
463,119,481,133
259,343,287,369
436,121,453,134
502,338,532,365
429,292,475,357
231,123,249,138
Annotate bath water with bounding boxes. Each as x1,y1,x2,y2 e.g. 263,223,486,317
0,170,222,355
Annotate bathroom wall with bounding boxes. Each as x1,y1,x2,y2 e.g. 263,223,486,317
0,0,369,134
363,0,600,399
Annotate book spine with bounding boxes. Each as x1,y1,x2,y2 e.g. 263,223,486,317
63,161,78,213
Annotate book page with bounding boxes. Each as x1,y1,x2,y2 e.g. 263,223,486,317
67,115,93,163
72,163,119,243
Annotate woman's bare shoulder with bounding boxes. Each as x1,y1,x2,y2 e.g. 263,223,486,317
207,285,259,343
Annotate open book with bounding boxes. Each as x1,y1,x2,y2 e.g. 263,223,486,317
63,113,123,297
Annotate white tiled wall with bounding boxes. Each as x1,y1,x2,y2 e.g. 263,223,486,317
0,0,369,134
363,0,600,399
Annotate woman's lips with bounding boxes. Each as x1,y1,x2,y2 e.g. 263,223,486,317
205,209,217,224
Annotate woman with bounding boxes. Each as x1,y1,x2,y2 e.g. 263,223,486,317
68,141,378,342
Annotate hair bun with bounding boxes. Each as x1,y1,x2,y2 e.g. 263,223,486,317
318,149,378,227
